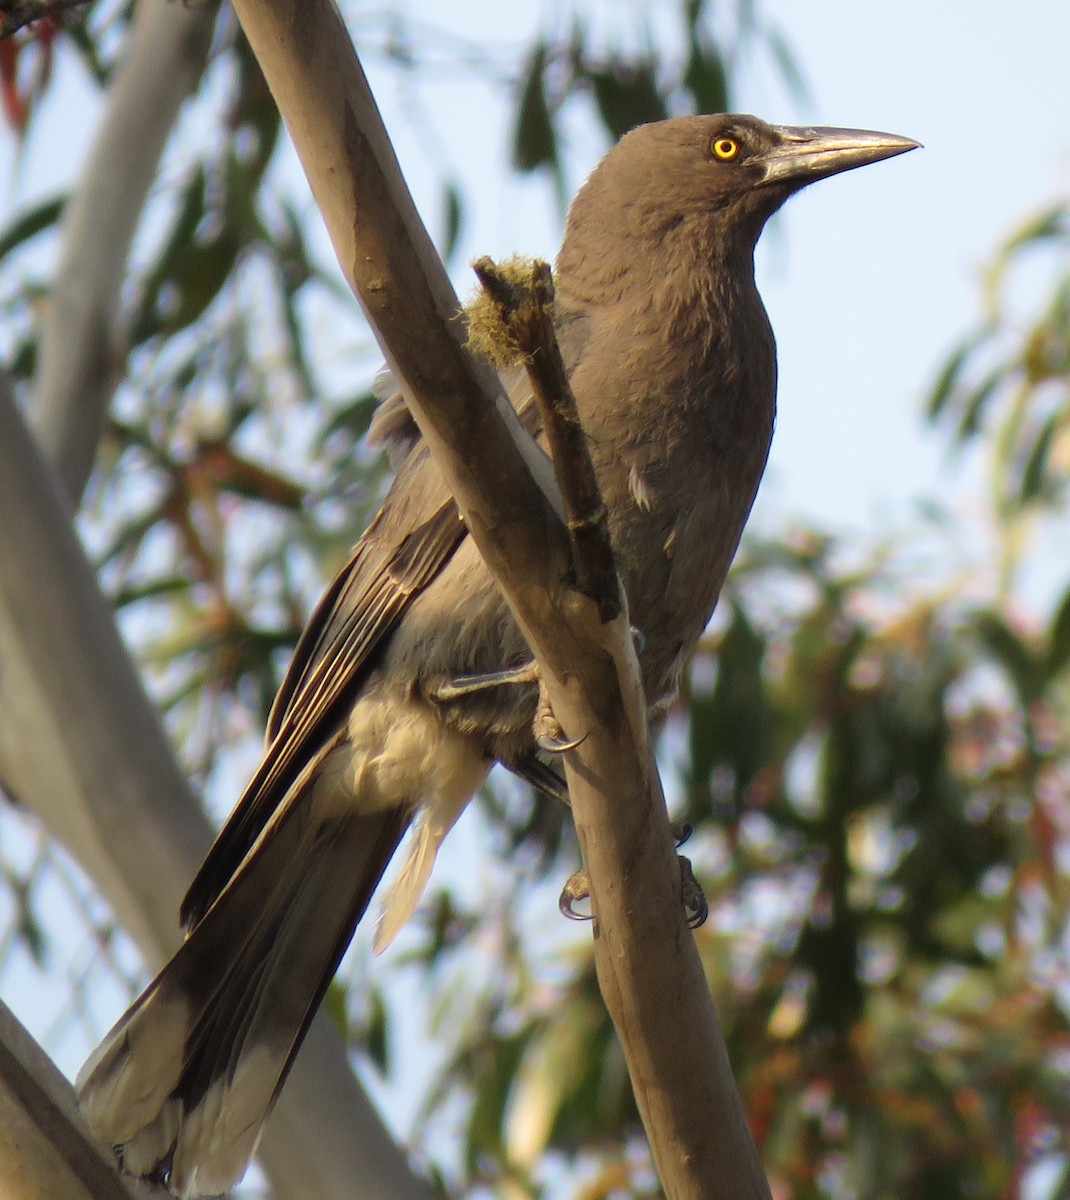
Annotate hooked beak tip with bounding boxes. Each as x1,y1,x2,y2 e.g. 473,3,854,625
764,125,920,187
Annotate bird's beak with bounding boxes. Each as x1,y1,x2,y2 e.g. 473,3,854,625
762,125,920,187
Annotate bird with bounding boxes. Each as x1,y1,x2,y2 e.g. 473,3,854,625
77,113,917,1197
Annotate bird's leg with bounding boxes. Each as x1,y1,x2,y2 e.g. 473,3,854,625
527,636,701,922
436,661,587,753
431,659,540,700
669,821,708,926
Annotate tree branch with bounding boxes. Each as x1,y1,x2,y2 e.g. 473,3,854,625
471,256,621,623
0,380,436,1200
31,0,219,505
0,999,149,1200
227,3,770,1197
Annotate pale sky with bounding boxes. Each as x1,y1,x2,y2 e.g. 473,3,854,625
11,0,1069,545
376,0,1070,543
2,0,1069,1173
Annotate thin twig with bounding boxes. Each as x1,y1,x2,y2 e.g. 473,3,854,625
472,255,621,623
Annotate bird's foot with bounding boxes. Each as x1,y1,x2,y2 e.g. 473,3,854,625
559,868,591,920
534,682,588,754
671,820,694,848
670,822,708,927
678,854,708,929
558,854,707,929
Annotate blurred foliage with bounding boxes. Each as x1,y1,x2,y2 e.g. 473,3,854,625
0,4,1068,1200
396,529,1070,1200
928,204,1070,534
511,0,739,209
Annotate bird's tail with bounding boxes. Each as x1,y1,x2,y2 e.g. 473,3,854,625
77,803,407,1199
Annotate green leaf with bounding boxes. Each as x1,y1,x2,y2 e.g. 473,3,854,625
687,601,772,818
1002,202,1070,256
513,44,557,174
0,194,65,263
441,179,463,263
1018,411,1058,503
112,575,194,609
231,35,282,181
322,979,350,1041
1044,585,1070,678
973,609,1038,703
588,58,668,139
6,334,36,382
131,167,209,342
465,1030,530,1171
683,34,728,115
954,363,1008,442
684,0,707,27
926,329,988,423
364,987,390,1075
319,388,378,445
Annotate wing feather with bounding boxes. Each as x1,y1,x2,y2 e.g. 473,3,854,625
178,333,590,932
181,464,466,929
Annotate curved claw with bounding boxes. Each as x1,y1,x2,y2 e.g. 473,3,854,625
559,869,591,920
533,679,588,754
630,624,647,654
537,728,589,755
559,858,706,929
679,855,709,929
670,820,694,848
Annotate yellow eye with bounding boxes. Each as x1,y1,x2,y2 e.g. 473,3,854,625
711,136,740,161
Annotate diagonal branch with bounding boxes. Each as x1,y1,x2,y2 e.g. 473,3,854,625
31,0,220,505
228,3,771,1197
0,998,147,1200
471,255,621,623
0,380,436,1200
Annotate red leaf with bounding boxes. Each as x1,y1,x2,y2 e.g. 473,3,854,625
0,39,28,133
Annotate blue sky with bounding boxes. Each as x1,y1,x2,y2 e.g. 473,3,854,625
374,0,1070,544
743,0,1070,534
2,0,1069,1174
9,0,1068,546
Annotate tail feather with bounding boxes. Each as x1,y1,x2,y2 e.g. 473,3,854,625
78,804,407,1198
373,785,470,955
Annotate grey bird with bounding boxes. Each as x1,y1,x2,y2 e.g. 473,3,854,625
78,114,917,1196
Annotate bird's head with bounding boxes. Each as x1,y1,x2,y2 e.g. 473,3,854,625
558,114,918,292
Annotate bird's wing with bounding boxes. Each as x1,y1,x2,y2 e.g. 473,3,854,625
180,310,593,931
180,445,467,930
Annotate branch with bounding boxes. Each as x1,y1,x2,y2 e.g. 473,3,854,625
0,382,436,1200
31,0,220,504
0,998,147,1200
227,3,770,1197
471,256,620,623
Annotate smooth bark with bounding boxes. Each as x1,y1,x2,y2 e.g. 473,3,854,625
32,0,219,504
0,382,436,1200
0,999,148,1200
227,3,770,1196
